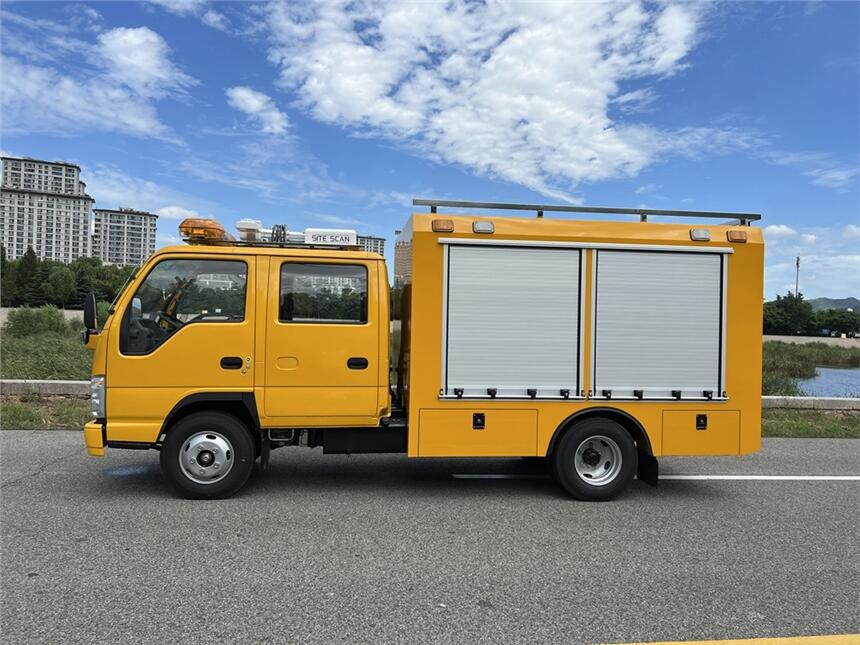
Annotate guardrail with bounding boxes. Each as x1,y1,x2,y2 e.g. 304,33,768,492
1,380,858,410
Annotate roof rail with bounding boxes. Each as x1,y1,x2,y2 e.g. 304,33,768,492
413,198,761,226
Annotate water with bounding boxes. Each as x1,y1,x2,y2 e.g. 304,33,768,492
797,367,860,398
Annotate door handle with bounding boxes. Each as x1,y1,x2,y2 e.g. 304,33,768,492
220,356,243,370
347,357,368,370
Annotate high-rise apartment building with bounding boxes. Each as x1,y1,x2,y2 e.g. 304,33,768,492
358,234,385,255
92,207,158,266
0,156,94,262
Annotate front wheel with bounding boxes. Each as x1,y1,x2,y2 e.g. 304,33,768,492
552,418,637,501
160,412,255,499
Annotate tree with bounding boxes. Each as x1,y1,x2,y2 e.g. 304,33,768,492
15,246,39,306
0,245,18,306
814,308,860,337
25,262,51,307
763,291,814,335
43,266,77,309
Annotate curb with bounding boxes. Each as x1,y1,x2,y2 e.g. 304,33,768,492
762,396,860,411
1,379,89,396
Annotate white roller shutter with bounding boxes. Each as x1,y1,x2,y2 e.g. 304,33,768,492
443,245,581,398
593,250,724,400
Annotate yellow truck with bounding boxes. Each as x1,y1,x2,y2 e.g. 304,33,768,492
82,199,764,501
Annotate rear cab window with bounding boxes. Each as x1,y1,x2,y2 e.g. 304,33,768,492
279,263,368,324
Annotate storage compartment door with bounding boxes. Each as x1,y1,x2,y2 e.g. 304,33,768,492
444,245,581,398
593,250,725,400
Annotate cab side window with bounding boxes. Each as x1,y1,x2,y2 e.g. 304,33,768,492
121,259,247,355
279,263,368,324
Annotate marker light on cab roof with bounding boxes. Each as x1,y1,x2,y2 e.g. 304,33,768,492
178,218,230,242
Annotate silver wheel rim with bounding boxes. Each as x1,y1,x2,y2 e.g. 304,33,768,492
178,431,234,485
574,435,622,486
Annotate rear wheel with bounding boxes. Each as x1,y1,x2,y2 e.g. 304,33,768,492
552,418,637,501
160,412,255,499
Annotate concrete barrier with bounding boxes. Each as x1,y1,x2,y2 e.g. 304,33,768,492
762,396,860,411
1,379,89,396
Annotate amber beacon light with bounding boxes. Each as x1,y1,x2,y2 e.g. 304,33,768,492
178,218,231,242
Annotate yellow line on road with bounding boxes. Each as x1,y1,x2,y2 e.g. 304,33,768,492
607,635,859,645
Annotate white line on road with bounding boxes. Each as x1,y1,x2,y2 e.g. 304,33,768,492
660,474,860,481
452,474,860,481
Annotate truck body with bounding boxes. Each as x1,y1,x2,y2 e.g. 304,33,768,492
82,200,764,500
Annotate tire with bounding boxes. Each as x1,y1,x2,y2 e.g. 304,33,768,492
160,411,255,499
551,418,637,501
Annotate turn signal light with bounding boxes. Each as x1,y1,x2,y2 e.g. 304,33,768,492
727,230,748,243
431,219,455,233
179,218,230,242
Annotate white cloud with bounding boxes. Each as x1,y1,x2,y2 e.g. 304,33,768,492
844,224,860,239
156,205,201,220
613,88,658,113
84,165,214,215
225,86,289,135
148,0,208,16
764,224,798,238
803,166,858,189
635,182,659,194
764,225,860,299
201,10,229,31
264,2,757,199
149,1,231,32
0,24,194,140
98,27,195,99
761,150,858,191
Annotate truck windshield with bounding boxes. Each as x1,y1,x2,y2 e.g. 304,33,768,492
120,258,247,355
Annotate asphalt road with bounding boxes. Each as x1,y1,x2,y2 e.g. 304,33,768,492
1,432,858,645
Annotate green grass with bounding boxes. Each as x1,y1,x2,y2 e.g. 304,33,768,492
0,395,90,430
0,333,93,380
762,341,860,395
762,409,859,439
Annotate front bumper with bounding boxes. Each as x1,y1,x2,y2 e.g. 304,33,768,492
83,421,105,456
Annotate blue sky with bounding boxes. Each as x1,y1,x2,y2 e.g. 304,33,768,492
1,1,857,299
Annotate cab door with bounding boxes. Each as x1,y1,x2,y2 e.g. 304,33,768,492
105,254,255,443
263,257,380,426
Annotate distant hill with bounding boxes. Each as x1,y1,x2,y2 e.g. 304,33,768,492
807,297,860,312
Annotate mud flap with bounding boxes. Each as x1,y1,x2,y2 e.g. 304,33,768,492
259,434,271,472
637,451,658,487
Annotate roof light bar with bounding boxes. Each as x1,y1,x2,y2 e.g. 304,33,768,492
414,198,762,225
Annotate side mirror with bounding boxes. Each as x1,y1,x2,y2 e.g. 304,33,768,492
83,291,98,332
131,296,142,319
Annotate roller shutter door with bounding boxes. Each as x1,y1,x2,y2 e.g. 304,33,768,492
444,245,581,398
593,250,724,400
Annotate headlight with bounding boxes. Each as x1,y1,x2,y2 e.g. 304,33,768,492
90,376,105,419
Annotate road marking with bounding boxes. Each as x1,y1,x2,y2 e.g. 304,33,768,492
661,475,860,481
453,474,859,481
604,634,860,645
